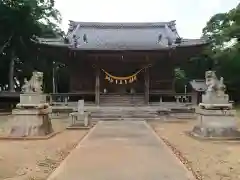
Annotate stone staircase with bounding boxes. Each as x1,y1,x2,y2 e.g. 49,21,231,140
90,107,160,121
100,94,145,106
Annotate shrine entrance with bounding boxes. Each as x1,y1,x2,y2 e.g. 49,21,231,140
100,67,145,95
96,60,148,106
105,83,139,94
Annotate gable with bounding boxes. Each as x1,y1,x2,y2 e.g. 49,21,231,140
66,21,180,50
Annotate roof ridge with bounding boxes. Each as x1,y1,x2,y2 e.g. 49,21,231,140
69,20,176,27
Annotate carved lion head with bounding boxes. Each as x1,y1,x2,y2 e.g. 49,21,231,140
32,71,43,82
205,71,217,80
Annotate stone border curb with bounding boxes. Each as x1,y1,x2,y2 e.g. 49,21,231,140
46,122,98,180
187,131,240,141
0,131,61,140
66,126,92,130
145,122,197,180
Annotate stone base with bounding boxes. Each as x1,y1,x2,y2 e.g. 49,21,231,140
16,103,50,109
7,107,53,137
199,103,232,110
67,124,91,130
202,93,229,104
192,109,239,138
169,113,197,120
191,127,240,139
69,112,91,127
19,93,47,105
0,131,59,140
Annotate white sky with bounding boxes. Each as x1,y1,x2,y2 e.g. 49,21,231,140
55,0,239,38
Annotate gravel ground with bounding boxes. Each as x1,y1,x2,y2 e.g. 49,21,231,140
1,113,240,180
150,120,240,180
0,115,88,180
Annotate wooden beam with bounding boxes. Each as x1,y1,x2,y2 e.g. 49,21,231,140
144,65,150,105
95,64,100,106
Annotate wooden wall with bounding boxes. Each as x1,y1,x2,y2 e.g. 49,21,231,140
68,53,175,93
69,59,95,93
149,59,174,92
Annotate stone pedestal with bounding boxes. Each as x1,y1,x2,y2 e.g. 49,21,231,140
68,100,91,129
192,109,240,138
19,93,46,105
200,93,232,109
7,94,53,137
69,112,91,128
202,92,229,104
191,71,240,139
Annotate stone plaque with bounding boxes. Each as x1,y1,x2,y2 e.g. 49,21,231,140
78,100,84,114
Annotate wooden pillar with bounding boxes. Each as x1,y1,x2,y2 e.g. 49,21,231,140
192,92,198,105
144,67,149,105
95,67,100,106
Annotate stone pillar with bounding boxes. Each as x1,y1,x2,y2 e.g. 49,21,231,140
78,100,84,114
95,68,100,106
144,68,149,105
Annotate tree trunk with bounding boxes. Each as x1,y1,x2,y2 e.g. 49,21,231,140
9,50,15,92
52,62,56,93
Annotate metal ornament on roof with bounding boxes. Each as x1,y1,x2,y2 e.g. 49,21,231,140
72,35,80,48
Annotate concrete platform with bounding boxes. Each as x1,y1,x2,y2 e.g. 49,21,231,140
47,121,195,180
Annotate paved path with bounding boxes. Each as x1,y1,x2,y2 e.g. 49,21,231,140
48,121,195,180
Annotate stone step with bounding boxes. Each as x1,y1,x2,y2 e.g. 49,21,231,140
91,113,158,117
100,99,144,101
102,95,143,96
100,100,144,103
100,96,144,98
99,103,145,106
100,99,144,102
100,96,144,100
169,113,197,119
91,117,161,121
100,95,145,104
90,108,158,119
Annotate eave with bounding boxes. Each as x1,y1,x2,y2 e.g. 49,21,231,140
36,37,208,52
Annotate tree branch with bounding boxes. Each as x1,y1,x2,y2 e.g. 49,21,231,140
0,34,13,54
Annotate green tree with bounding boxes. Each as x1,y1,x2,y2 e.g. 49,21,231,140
202,3,240,100
0,0,62,91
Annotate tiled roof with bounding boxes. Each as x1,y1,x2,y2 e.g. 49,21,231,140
68,21,177,29
37,38,206,50
37,21,207,51
189,80,207,92
37,38,68,47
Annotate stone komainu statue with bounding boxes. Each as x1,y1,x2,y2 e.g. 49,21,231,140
21,71,43,93
205,71,226,96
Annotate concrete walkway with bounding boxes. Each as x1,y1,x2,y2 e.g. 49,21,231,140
48,121,195,180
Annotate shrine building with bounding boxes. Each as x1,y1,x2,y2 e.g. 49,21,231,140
37,20,207,106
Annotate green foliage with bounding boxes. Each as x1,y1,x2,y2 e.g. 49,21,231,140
0,0,62,90
174,68,187,92
174,67,186,80
201,3,240,101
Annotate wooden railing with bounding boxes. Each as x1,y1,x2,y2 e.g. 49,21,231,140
48,92,197,106
0,91,198,108
149,91,197,105
48,92,95,106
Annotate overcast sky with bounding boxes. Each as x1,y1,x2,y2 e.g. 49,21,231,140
55,0,239,38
